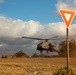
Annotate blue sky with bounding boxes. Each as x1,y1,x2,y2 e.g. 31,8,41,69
0,0,60,24
0,0,76,24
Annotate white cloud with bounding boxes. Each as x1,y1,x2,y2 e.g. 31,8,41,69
0,0,5,3
0,16,76,55
0,44,3,47
0,16,40,38
55,0,76,15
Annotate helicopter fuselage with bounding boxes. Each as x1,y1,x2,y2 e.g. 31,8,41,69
37,41,58,54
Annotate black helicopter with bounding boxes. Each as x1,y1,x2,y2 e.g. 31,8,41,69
22,36,59,54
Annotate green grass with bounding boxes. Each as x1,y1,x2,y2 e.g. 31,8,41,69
53,66,76,75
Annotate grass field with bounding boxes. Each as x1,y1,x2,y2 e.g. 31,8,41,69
0,57,76,75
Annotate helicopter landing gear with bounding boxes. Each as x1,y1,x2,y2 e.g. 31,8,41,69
40,51,43,54
47,51,49,53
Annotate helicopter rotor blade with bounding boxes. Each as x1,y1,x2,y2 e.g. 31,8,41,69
48,36,59,40
49,37,66,40
22,36,59,40
22,37,45,40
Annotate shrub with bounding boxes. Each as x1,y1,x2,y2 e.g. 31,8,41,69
1,55,7,58
53,66,76,75
14,50,27,58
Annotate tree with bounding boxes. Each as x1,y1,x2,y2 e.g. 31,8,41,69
58,39,76,57
14,50,27,58
1,55,7,58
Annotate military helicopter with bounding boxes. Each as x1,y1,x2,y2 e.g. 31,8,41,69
22,36,59,54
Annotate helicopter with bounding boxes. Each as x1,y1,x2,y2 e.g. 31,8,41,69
22,36,59,54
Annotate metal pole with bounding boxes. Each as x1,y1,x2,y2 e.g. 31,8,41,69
66,27,69,73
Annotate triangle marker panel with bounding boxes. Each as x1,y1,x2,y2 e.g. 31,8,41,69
64,13,71,21
60,10,75,27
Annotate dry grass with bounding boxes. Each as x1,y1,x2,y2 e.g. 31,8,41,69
0,57,76,75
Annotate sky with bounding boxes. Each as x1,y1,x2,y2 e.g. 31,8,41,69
0,0,76,56
0,0,58,24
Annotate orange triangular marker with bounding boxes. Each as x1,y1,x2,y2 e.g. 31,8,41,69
60,10,75,27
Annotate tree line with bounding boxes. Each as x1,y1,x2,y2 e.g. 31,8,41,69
1,39,76,58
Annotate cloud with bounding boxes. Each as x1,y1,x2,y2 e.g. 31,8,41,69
55,0,76,15
0,16,76,55
0,16,40,38
0,0,5,3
